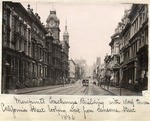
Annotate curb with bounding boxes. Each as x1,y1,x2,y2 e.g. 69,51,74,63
9,85,66,94
101,86,118,96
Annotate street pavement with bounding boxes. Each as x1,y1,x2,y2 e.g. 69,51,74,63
101,84,142,96
24,80,114,95
8,79,142,96
8,79,114,95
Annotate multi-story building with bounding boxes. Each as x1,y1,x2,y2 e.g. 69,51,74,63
92,57,101,85
2,2,49,93
120,4,148,90
61,22,70,84
96,57,101,79
92,62,97,79
109,24,121,86
104,4,148,91
46,9,62,84
99,64,105,85
2,2,70,93
102,54,112,89
68,59,76,83
74,59,87,79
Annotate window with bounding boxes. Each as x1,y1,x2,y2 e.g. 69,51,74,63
6,10,10,27
31,42,34,57
145,5,148,19
14,18,17,31
145,30,148,44
36,46,39,59
24,27,27,37
12,35,17,49
24,41,27,53
35,45,38,59
139,39,141,48
28,43,31,56
142,10,146,22
21,25,24,36
17,21,20,32
28,29,31,41
3,10,7,22
136,19,138,31
19,23,21,34
139,15,142,26
22,40,24,51
6,30,10,47
41,48,43,60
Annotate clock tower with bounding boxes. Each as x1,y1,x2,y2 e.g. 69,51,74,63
46,10,60,42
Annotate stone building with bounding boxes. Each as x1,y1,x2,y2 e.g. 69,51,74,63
2,2,49,93
120,4,148,90
92,57,101,85
99,64,105,85
103,54,112,88
46,9,62,84
74,59,87,79
109,24,121,87
61,22,70,84
105,4,148,91
68,59,76,83
2,2,70,93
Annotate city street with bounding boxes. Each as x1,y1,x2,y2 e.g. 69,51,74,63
24,79,114,95
2,2,147,96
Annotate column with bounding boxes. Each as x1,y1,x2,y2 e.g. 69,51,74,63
26,28,29,55
134,60,137,84
9,11,12,48
2,54,6,93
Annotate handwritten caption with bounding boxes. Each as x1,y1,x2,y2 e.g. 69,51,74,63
1,96,150,120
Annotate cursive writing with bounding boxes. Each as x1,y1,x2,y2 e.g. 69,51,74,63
49,96,77,105
123,99,134,107
1,103,28,119
1,96,150,120
97,103,120,112
80,98,104,108
30,104,45,112
70,104,80,113
14,96,45,104
83,106,94,119
47,105,66,115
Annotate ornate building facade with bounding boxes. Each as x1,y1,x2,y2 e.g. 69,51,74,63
102,4,148,91
109,29,120,86
2,2,70,93
68,59,76,83
61,23,70,83
120,4,148,90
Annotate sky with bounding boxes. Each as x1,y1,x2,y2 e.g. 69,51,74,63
21,1,131,66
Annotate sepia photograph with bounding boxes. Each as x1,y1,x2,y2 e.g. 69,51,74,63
1,1,148,96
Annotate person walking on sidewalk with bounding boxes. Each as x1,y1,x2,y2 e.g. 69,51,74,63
134,80,141,95
106,76,111,90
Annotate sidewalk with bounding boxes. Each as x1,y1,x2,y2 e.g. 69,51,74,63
101,85,142,96
8,84,71,94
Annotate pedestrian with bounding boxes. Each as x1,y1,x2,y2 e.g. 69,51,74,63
134,80,141,95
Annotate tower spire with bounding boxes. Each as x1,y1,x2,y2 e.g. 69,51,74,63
63,20,69,43
64,19,68,35
65,19,67,30
52,3,55,11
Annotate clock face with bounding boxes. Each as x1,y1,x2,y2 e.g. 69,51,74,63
49,20,55,27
